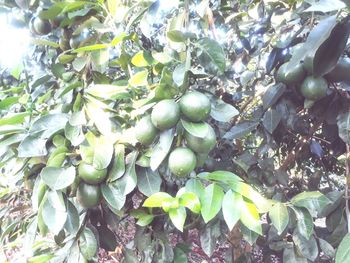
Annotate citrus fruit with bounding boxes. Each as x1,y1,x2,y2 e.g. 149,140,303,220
151,99,180,130
78,162,107,185
276,62,305,85
300,76,328,101
168,147,197,177
179,91,211,122
135,115,158,145
185,125,216,153
32,17,52,35
77,182,101,208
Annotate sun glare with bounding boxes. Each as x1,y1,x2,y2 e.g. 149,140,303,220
0,14,30,69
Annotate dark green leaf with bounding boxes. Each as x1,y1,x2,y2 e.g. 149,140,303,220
181,119,209,138
223,121,259,140
196,37,226,75
137,167,161,197
210,99,239,122
293,229,318,261
337,111,350,144
263,109,281,134
293,207,314,240
291,191,331,217
40,167,75,190
150,129,174,171
108,144,125,182
79,227,98,260
101,182,126,211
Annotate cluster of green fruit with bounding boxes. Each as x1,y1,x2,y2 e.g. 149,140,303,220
76,162,107,208
135,91,216,177
276,54,329,104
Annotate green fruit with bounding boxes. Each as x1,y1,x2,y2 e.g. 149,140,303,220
135,115,158,145
325,58,350,83
77,182,101,208
300,76,328,101
185,125,216,153
59,37,71,51
78,162,107,185
276,62,305,85
151,99,180,130
69,35,81,49
33,17,52,35
179,91,211,122
168,147,197,177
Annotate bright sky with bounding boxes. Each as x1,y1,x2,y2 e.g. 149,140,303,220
0,13,30,69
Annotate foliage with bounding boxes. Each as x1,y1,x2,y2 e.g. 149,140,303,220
0,0,350,262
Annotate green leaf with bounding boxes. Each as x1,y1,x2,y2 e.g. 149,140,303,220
18,135,48,158
286,15,337,75
210,99,239,122
262,83,286,110
223,121,259,140
131,51,155,67
283,247,308,263
263,109,281,134
72,43,109,53
0,96,19,110
199,220,221,257
222,190,243,230
93,136,114,169
240,199,262,235
230,181,273,213
185,179,205,198
196,37,226,75
304,0,346,13
137,167,161,197
64,200,79,234
336,234,350,263
143,192,174,207
199,170,243,183
131,210,154,226
167,30,186,42
169,207,186,231
42,191,67,235
269,203,289,235
118,151,138,195
150,129,175,171
0,112,29,126
87,84,129,100
200,184,224,223
240,223,259,245
181,119,209,138
101,182,126,211
293,207,314,239
291,191,331,217
312,17,350,77
27,255,54,263
178,191,201,214
129,70,148,87
30,113,69,138
337,111,350,144
40,167,76,190
319,238,335,258
108,144,125,182
292,229,318,261
79,227,98,260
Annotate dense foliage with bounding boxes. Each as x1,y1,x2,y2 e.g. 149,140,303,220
0,0,350,262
